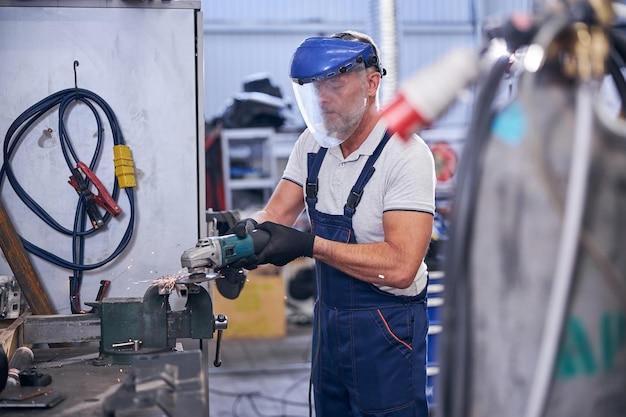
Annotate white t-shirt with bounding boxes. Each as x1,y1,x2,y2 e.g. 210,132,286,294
282,121,436,296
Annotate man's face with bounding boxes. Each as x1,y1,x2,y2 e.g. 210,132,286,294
313,69,369,139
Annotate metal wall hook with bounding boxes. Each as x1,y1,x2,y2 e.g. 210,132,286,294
73,60,80,90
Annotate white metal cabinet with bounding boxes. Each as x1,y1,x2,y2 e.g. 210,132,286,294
221,128,277,211
0,1,205,313
221,128,300,211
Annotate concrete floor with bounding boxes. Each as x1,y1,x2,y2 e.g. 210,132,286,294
207,324,314,417
0,322,315,417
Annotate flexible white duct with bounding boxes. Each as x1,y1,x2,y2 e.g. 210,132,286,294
369,0,398,106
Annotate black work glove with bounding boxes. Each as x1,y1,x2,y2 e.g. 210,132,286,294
227,218,258,238
255,221,315,267
228,254,259,271
215,266,247,299
225,217,259,270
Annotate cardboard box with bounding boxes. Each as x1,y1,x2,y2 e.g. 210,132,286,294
212,265,286,338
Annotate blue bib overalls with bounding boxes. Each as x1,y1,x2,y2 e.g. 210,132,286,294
306,132,429,417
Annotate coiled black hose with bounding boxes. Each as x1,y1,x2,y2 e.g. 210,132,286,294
1,88,135,313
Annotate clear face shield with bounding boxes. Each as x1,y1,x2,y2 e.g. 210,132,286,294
289,36,384,148
292,64,368,147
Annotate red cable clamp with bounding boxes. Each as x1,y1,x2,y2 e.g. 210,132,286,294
68,162,122,217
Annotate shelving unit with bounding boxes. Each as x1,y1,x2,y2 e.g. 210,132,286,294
221,128,300,210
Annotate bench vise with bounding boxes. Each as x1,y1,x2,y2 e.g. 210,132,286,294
88,280,227,365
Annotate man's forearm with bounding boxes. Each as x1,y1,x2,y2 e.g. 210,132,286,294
312,237,425,289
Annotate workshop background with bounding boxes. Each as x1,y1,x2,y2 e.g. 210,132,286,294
3,1,626,417
202,0,532,211
0,0,532,318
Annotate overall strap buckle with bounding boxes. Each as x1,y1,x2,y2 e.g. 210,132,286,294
306,180,319,202
346,189,362,211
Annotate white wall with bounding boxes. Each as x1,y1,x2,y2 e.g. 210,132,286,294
0,4,203,313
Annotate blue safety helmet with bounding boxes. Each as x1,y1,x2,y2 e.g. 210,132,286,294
290,36,385,85
289,34,385,147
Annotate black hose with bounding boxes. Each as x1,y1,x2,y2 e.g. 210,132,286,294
0,346,7,393
1,88,136,313
607,28,626,115
438,55,511,417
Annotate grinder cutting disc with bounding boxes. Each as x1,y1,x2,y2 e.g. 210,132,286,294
175,272,219,285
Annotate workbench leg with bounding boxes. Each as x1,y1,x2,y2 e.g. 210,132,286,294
201,339,211,415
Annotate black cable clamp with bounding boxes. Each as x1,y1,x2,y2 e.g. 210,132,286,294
69,167,104,230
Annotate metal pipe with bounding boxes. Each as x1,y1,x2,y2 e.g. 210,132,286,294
370,0,399,106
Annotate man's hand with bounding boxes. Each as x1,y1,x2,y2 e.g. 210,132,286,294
215,266,247,299
255,222,315,267
227,254,259,271
225,218,259,270
228,218,258,238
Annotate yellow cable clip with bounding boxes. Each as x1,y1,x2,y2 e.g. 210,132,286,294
113,145,136,188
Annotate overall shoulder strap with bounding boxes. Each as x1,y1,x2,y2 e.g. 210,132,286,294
305,147,328,210
344,130,392,217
